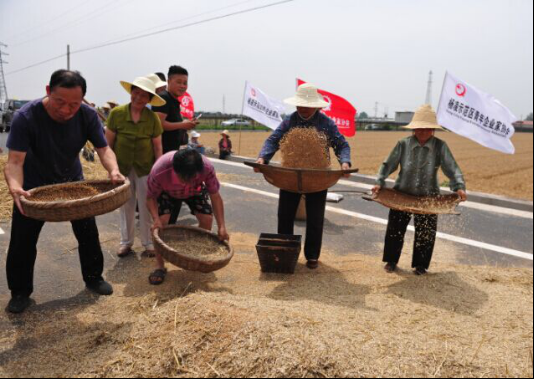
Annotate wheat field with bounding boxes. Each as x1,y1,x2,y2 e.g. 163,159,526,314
200,131,533,200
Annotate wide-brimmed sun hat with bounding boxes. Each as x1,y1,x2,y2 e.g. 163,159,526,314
284,83,329,109
403,104,444,130
120,77,166,107
191,131,201,138
221,130,231,137
146,73,167,90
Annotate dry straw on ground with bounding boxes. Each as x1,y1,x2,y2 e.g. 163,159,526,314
0,236,532,378
280,128,331,169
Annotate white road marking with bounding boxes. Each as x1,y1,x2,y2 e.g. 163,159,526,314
221,182,533,262
0,227,4,236
210,158,533,220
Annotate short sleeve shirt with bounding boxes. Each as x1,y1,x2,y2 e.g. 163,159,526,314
107,104,164,177
6,98,108,190
151,90,188,153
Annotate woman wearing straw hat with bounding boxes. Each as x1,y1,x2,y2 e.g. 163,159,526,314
219,130,233,160
373,104,468,276
106,76,165,258
256,83,352,270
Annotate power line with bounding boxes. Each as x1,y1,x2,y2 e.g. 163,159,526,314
81,0,259,51
5,0,296,76
11,0,131,48
4,0,92,43
72,0,295,55
6,54,66,76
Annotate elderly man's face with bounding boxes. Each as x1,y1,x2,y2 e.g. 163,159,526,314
414,129,435,145
297,107,319,120
45,86,83,123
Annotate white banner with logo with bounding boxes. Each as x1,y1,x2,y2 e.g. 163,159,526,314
437,72,517,154
243,81,285,130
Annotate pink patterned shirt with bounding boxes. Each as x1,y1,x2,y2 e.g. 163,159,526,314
147,152,220,199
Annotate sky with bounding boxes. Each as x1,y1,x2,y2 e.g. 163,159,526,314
0,0,533,118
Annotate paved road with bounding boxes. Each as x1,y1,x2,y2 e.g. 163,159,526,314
210,158,533,264
0,137,532,309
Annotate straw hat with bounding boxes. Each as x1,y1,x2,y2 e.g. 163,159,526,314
146,73,167,90
403,104,444,130
120,77,166,107
191,131,201,138
221,130,231,137
107,100,119,107
285,83,329,109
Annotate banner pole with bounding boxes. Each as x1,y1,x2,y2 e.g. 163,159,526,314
436,71,448,120
238,81,247,156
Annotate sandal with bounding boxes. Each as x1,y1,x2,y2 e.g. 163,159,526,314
118,246,134,258
149,269,167,286
141,250,156,258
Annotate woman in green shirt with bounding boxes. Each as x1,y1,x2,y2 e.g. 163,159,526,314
373,105,468,275
106,77,165,258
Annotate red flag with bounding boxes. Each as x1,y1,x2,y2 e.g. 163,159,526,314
178,92,195,119
297,79,357,137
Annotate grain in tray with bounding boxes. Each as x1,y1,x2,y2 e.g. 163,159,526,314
28,184,100,202
280,128,331,169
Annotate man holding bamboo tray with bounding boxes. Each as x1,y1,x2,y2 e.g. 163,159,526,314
4,70,125,314
256,84,352,270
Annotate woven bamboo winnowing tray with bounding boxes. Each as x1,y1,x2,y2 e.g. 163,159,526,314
153,226,234,273
21,179,131,222
245,162,359,194
364,188,462,215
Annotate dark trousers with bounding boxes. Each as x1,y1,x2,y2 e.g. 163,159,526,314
219,151,231,160
383,209,438,270
278,190,328,261
6,206,105,297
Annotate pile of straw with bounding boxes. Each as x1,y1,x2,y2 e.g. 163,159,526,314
0,236,532,378
280,128,330,169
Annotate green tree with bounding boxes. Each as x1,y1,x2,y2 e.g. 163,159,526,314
526,113,533,121
358,112,369,119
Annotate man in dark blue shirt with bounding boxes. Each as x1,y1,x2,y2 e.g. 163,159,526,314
4,70,125,314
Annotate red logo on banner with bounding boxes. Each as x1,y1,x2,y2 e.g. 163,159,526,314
297,79,357,137
456,84,467,97
178,92,195,119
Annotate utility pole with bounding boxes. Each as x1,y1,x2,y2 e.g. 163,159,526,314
0,42,9,105
425,70,433,106
223,95,226,114
67,44,70,70
374,102,378,119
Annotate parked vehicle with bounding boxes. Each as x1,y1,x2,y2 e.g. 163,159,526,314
221,118,251,128
1,99,30,132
